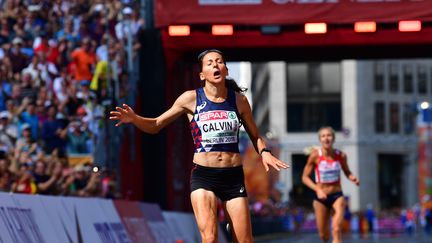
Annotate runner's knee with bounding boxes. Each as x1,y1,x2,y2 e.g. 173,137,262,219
332,225,341,235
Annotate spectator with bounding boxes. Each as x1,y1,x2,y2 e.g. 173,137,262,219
0,17,12,44
70,37,96,84
33,160,50,193
53,66,71,104
0,110,17,152
64,164,89,196
67,120,91,154
36,51,58,87
17,98,39,139
95,34,111,62
11,163,37,194
90,49,114,95
115,7,142,42
22,56,42,89
10,84,22,106
0,157,14,192
366,203,375,233
34,34,50,56
8,37,29,74
14,123,40,168
56,18,80,46
100,169,118,199
0,0,139,199
81,167,103,197
76,80,94,101
41,105,67,154
33,159,63,195
0,75,12,111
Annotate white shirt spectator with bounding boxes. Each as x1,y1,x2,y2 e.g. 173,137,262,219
96,44,108,62
37,61,58,87
115,8,142,40
53,76,68,103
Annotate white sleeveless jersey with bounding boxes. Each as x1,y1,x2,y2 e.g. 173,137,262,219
315,148,342,184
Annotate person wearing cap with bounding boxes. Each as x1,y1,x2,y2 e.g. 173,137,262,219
9,37,28,73
115,7,132,40
0,110,17,150
110,49,289,242
115,7,142,41
77,80,93,101
14,123,39,163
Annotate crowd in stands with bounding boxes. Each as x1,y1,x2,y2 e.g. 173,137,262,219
0,0,143,198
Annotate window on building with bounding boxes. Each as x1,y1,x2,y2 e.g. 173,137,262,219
403,64,413,93
390,102,400,133
389,63,399,93
403,103,415,134
418,65,427,95
375,102,385,133
378,154,404,209
287,102,341,132
374,62,384,92
287,63,308,94
286,62,341,132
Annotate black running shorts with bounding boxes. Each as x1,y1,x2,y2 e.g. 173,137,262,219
190,163,248,201
314,191,344,209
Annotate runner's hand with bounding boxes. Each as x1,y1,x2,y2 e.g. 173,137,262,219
316,189,327,200
261,152,289,172
109,104,136,127
349,174,360,186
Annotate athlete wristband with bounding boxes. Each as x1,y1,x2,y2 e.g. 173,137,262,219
260,148,272,155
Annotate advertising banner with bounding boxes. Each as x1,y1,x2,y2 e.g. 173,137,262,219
12,194,67,243
114,200,157,243
155,0,432,27
162,211,201,243
0,193,28,243
139,202,177,243
62,197,131,243
41,196,80,243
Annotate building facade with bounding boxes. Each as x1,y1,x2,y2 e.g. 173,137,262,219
250,59,432,211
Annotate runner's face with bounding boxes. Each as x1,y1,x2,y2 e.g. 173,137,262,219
319,128,334,149
200,52,228,84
